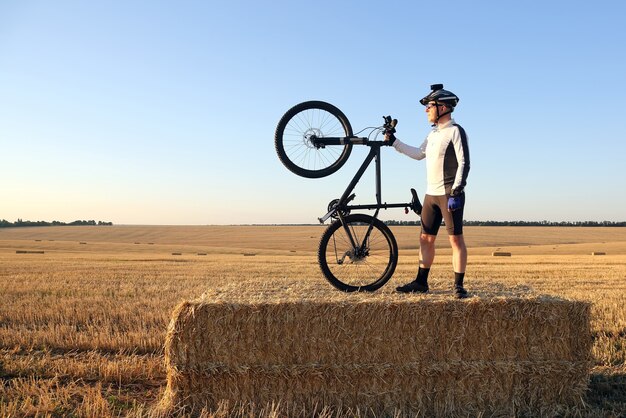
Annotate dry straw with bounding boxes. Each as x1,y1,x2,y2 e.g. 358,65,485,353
161,285,592,417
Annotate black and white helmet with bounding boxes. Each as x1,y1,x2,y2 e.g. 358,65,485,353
420,84,459,109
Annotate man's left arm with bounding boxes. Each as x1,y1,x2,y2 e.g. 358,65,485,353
450,125,470,197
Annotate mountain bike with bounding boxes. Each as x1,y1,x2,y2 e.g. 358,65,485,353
275,101,422,292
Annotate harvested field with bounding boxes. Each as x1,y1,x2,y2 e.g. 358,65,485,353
0,225,625,417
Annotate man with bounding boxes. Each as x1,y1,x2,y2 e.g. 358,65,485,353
385,84,470,298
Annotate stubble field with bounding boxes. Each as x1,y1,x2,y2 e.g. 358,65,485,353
0,225,625,417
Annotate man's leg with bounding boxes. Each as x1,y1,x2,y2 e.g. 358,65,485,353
443,193,469,298
414,233,437,288
449,234,468,298
396,195,441,293
419,233,437,268
449,234,467,273
396,235,434,292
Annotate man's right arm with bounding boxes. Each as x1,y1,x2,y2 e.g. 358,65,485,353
390,137,427,161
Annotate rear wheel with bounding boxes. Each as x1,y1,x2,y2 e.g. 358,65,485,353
274,101,352,178
318,214,398,292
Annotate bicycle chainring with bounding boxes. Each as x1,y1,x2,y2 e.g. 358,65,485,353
327,199,350,220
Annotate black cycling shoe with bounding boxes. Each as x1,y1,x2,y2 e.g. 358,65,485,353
454,286,469,299
396,280,429,293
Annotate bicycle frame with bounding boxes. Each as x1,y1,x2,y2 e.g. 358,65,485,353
313,136,413,224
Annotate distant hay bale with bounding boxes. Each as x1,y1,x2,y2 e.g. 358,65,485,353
171,253,182,256
242,253,256,256
591,251,606,256
79,242,87,245
492,251,511,256
134,242,141,244
16,250,45,254
161,290,592,416
197,253,207,256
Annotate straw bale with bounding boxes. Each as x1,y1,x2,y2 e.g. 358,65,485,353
492,251,512,256
591,251,606,255
161,286,591,417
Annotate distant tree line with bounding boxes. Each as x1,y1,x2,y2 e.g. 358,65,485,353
0,219,113,228
385,220,626,227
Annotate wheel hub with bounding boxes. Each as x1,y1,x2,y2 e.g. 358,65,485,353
303,128,323,149
347,247,368,264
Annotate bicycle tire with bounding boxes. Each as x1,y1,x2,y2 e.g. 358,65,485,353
318,214,398,292
275,101,353,178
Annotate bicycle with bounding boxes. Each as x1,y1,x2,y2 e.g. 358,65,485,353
274,101,422,292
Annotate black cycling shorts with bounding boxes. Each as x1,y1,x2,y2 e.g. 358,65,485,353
420,193,465,236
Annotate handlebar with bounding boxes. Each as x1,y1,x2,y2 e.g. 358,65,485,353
311,115,398,148
311,136,395,147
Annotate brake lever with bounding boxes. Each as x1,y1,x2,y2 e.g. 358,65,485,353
382,116,397,133
382,115,398,145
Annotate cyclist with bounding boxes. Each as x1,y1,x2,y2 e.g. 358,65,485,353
385,84,470,298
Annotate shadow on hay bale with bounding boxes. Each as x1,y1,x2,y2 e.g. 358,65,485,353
160,287,592,417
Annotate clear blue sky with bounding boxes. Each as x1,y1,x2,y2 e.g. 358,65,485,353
1,1,625,225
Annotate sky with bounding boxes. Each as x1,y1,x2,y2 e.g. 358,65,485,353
1,1,625,225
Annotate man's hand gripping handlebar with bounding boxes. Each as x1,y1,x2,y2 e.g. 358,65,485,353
383,115,397,145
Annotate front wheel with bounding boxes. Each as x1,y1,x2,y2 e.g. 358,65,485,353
318,214,398,292
274,101,353,178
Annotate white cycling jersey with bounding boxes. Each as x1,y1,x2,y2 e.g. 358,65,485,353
392,118,470,196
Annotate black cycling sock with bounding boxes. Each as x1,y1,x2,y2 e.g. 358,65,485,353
416,267,430,286
454,272,465,288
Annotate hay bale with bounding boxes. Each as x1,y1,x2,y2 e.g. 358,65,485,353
161,289,592,416
591,252,606,256
16,250,45,254
171,253,182,256
492,251,511,256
